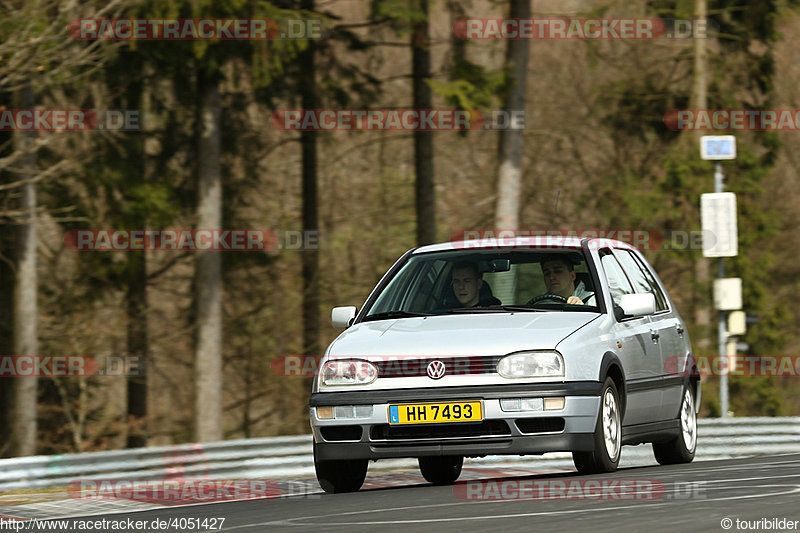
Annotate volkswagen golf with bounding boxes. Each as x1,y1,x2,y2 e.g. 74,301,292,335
309,236,699,493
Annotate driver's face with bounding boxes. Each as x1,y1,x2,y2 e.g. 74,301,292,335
541,260,576,298
452,267,482,306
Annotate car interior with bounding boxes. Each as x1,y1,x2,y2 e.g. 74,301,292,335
398,251,596,313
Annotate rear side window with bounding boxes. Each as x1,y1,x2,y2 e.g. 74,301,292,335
599,250,634,306
615,250,668,312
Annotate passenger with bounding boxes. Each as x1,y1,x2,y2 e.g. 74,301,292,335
450,261,501,307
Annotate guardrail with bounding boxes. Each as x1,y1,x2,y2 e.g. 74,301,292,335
0,417,798,492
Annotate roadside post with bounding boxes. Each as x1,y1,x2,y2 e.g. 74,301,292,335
700,135,739,418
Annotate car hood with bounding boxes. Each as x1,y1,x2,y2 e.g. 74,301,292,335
327,312,600,357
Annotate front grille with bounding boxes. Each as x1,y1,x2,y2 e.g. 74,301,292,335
370,420,511,440
515,417,565,434
375,356,501,378
320,425,363,441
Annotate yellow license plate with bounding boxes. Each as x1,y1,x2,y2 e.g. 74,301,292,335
388,401,483,425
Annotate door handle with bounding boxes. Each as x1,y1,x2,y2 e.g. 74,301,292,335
650,330,660,342
676,325,684,336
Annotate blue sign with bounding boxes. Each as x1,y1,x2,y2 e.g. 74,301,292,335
701,135,737,160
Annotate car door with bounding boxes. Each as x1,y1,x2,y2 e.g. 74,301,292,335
621,249,687,420
598,249,662,426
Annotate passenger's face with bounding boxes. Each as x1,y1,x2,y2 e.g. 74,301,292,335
452,267,482,306
541,260,576,298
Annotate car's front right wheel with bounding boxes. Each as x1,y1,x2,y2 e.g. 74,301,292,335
314,444,368,493
653,385,697,465
573,377,621,474
418,456,463,485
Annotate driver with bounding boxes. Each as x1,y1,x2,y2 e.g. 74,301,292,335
535,254,595,305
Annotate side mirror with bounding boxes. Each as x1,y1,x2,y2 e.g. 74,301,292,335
617,293,656,319
331,306,357,329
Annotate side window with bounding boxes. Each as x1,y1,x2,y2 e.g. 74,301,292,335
599,250,634,306
370,259,443,314
407,260,447,311
368,263,418,314
613,249,663,311
619,250,668,312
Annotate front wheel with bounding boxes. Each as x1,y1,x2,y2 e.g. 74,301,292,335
653,385,697,465
418,456,463,485
314,444,368,493
573,377,621,474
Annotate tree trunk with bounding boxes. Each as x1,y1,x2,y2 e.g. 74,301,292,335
413,0,436,245
691,0,707,115
194,72,223,442
300,0,320,365
494,0,531,230
126,253,148,447
0,231,13,455
126,70,153,449
691,0,711,350
11,84,38,456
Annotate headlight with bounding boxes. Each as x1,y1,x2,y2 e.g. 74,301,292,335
320,360,378,386
497,351,564,378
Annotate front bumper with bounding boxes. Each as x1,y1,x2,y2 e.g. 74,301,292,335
310,382,602,461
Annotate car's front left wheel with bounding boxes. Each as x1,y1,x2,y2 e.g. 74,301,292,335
314,444,368,493
573,377,621,474
418,456,463,485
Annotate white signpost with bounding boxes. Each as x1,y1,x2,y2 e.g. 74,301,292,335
728,310,747,336
701,193,738,257
700,135,738,419
713,278,742,311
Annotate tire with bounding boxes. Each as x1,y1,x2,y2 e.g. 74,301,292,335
653,385,697,465
418,456,463,485
314,444,368,493
573,377,621,474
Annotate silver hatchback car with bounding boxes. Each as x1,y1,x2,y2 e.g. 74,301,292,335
310,237,699,493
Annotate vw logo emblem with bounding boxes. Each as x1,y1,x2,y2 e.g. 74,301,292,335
426,360,446,380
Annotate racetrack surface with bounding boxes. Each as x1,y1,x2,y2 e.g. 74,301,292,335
29,453,800,532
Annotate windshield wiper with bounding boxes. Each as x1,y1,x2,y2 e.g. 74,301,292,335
495,305,548,312
362,310,433,322
448,305,546,313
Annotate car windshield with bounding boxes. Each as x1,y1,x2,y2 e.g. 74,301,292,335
362,248,600,320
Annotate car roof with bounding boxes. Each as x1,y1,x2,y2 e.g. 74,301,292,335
414,236,638,254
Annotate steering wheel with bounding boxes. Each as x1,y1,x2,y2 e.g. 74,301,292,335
526,293,568,305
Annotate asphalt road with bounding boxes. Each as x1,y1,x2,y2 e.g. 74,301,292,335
38,454,800,533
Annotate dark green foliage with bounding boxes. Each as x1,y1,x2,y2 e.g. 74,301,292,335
585,0,793,415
